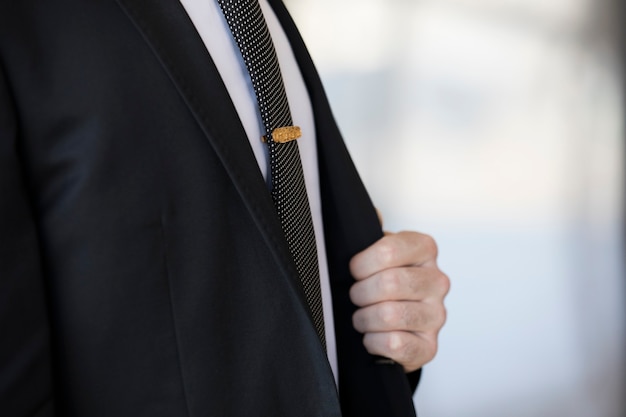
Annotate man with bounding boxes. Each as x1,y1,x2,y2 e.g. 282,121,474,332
0,0,449,415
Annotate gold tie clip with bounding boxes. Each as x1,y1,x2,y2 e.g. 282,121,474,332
261,126,302,144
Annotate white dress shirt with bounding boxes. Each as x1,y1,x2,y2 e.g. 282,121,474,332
178,0,338,382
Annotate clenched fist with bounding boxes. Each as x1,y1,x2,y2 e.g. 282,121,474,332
350,231,450,372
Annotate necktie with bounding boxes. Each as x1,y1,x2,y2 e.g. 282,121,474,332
217,0,326,349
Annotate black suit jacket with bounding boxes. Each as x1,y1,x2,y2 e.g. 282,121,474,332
0,0,419,415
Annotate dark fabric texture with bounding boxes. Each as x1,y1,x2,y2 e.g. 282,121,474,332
0,0,419,415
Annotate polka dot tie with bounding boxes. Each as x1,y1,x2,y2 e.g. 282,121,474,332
217,0,326,349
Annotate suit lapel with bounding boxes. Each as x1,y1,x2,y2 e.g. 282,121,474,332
115,0,312,318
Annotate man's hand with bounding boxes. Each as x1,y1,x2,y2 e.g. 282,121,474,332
349,231,450,373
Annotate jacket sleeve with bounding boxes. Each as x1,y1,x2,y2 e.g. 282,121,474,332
0,64,55,417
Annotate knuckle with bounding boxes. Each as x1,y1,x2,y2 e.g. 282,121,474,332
379,270,402,296
438,272,451,295
422,234,438,258
385,333,420,364
378,303,401,327
385,332,406,356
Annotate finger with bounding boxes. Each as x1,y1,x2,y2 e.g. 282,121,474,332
362,331,437,372
352,301,447,334
350,232,438,281
349,266,449,307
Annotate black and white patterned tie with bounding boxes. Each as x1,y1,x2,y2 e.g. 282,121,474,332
217,0,326,349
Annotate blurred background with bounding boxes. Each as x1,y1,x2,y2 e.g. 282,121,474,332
284,0,624,416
